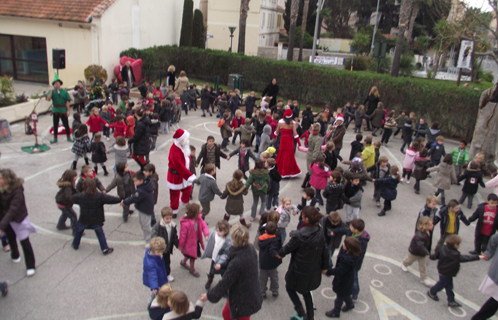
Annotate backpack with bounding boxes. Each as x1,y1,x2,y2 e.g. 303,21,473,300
217,119,225,128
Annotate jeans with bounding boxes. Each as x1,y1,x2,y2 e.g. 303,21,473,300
328,247,336,268
160,121,169,134
326,203,340,216
52,113,70,138
266,191,279,210
352,270,360,297
381,128,393,144
315,189,324,206
221,138,229,149
232,131,241,144
259,268,279,293
189,99,197,110
5,224,35,269
102,126,110,138
345,205,360,223
460,192,474,208
57,206,77,231
472,297,498,320
251,193,266,218
402,169,412,180
286,286,314,320
150,134,157,150
111,93,118,104
400,142,409,152
333,295,354,314
435,189,446,204
72,222,109,252
430,275,455,302
278,228,287,245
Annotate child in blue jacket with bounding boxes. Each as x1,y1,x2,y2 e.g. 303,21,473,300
143,237,168,304
375,165,400,217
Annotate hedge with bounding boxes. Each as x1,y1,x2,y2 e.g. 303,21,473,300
120,46,482,140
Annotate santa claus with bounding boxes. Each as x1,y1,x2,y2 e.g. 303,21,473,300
167,129,196,218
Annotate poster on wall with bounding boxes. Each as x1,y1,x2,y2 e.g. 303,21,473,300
457,39,474,69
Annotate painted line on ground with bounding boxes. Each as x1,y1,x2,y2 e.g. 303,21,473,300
83,311,223,320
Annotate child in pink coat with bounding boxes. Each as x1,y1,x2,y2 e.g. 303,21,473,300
179,203,209,278
309,155,331,206
402,141,420,184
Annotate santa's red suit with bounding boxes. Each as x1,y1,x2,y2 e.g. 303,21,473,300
167,129,196,216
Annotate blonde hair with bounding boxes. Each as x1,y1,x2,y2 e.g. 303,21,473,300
328,211,341,224
156,284,173,308
231,225,249,248
326,141,335,151
280,197,291,205
475,153,485,161
260,152,270,160
91,107,99,115
371,86,380,98
427,195,438,204
102,105,108,111
235,109,242,117
168,65,175,72
378,156,389,163
149,237,166,254
319,113,327,122
417,216,433,232
169,291,189,315
147,92,153,99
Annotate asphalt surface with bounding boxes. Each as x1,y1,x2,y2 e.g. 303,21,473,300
0,108,496,320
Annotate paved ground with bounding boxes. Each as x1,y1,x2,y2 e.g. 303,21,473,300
0,107,496,320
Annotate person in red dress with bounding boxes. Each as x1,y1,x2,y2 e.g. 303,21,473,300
167,129,197,218
276,109,301,178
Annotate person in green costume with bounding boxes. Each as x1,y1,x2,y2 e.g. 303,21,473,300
46,73,73,144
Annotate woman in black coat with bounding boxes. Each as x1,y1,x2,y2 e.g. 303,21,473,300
363,86,381,131
128,108,150,170
262,78,279,108
121,61,135,90
166,65,176,88
278,207,329,320
201,88,216,117
204,225,263,320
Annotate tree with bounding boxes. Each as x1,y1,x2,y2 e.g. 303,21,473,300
287,0,299,61
298,0,311,61
431,19,457,79
192,9,205,49
180,0,194,47
404,0,421,53
321,0,360,39
391,0,413,77
238,0,251,54
284,0,317,36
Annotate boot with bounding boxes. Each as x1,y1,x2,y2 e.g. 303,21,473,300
205,274,214,290
94,166,98,175
84,158,89,165
301,173,310,189
50,137,58,144
377,210,386,217
103,166,109,176
224,213,230,221
439,197,446,206
240,218,252,228
293,306,306,319
70,161,77,170
66,135,74,142
255,145,259,153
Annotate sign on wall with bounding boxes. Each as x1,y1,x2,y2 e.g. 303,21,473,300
457,39,474,69
313,56,345,66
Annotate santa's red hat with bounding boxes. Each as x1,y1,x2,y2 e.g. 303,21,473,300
284,109,293,119
173,128,189,142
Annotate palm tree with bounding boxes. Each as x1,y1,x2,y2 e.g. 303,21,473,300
298,0,311,61
405,0,432,53
238,0,251,54
287,0,300,61
391,0,414,77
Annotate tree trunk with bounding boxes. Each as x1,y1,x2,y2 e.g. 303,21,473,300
404,0,419,54
287,0,299,61
298,0,310,62
432,51,441,79
238,0,251,54
391,0,413,77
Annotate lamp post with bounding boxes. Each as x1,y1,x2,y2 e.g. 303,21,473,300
311,0,325,63
370,0,381,55
229,26,236,52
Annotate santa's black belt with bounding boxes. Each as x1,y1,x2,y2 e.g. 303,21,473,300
168,168,179,175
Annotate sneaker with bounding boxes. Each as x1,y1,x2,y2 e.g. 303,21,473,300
421,279,432,287
272,291,279,297
167,275,175,282
103,248,114,255
427,290,439,301
376,201,380,207
106,137,110,141
448,301,462,308
469,250,479,255
26,269,36,277
400,150,406,155
325,310,340,318
400,178,404,182
406,179,410,184
12,257,21,263
56,225,71,231
222,148,229,152
66,137,74,142
180,261,190,270
173,213,177,219
401,264,408,272
341,304,355,312
415,190,420,194
3,245,10,252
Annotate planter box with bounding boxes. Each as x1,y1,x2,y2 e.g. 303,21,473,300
0,98,52,123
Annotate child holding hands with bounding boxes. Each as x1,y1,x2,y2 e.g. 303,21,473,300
179,203,209,278
143,237,168,304
201,220,232,289
151,207,178,282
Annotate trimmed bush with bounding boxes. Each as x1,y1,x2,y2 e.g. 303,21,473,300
84,65,108,82
180,0,193,47
121,46,482,140
192,9,205,49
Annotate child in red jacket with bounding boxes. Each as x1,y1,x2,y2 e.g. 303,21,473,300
231,109,245,145
86,107,107,140
179,204,209,278
107,115,127,139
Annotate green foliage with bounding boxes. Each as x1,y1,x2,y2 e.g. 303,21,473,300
369,56,392,74
192,9,205,49
320,31,335,38
351,25,389,55
399,55,415,77
284,26,314,49
0,75,14,99
412,35,431,55
120,45,484,139
427,70,433,79
482,71,494,83
345,56,373,71
284,0,317,35
84,65,108,82
180,0,194,47
15,93,29,104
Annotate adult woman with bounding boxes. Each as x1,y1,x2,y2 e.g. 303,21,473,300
128,108,151,170
278,207,328,320
201,87,216,117
326,116,346,157
0,169,36,277
473,233,498,319
204,225,262,320
262,78,279,109
363,86,381,131
301,123,322,188
276,109,301,178
174,71,189,93
166,65,176,88
121,61,135,90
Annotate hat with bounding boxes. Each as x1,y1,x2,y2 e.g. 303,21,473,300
266,147,276,154
52,72,63,85
173,128,189,142
335,116,344,123
352,157,362,167
284,109,293,119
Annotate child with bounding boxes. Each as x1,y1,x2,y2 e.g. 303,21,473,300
394,110,409,137
178,203,209,277
106,162,135,222
361,137,375,169
259,124,276,158
71,124,91,170
254,112,268,153
148,284,172,320
468,193,498,255
323,171,349,214
428,136,446,167
159,100,171,134
324,141,341,171
118,96,129,114
367,156,390,207
90,132,108,176
344,176,363,223
144,163,159,225
325,237,362,318
450,140,470,179
55,170,78,234
427,235,481,307
72,113,82,138
309,155,332,206
122,171,155,247
373,140,381,164
107,115,127,140
75,165,105,193
150,113,160,151
276,197,298,244
413,148,430,194
245,159,270,221
369,102,385,137
375,165,401,216
258,221,282,298
419,121,442,149
401,216,434,287
201,220,232,289
349,134,364,161
164,291,205,320
321,211,346,267
220,112,232,152
415,118,428,138
229,139,257,180
107,136,128,174
433,199,470,253
193,164,223,219
234,118,256,147
402,141,420,183
196,136,229,175
400,119,414,154
458,161,485,209
230,110,245,145
143,237,168,303
264,108,272,125
266,158,282,210
427,154,457,206
220,170,250,227
100,104,111,140
152,207,179,282
297,187,317,228
354,105,365,134
86,107,107,139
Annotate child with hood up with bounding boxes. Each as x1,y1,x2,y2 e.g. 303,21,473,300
458,161,486,209
259,124,276,158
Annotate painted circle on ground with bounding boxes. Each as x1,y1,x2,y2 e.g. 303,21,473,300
448,306,467,318
405,290,428,304
321,287,337,300
371,280,384,288
373,264,392,275
352,300,369,314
